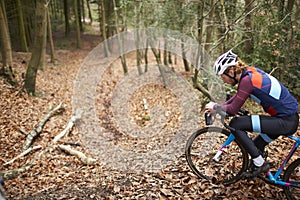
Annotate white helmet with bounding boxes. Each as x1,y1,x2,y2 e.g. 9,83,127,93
213,50,238,75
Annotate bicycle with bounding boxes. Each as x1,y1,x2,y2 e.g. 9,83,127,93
185,108,300,199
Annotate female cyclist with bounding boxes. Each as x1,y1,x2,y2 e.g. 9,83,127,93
205,50,299,177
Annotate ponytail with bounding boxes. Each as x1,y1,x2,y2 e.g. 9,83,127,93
234,58,248,74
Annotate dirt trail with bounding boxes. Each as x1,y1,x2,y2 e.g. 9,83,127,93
0,33,288,199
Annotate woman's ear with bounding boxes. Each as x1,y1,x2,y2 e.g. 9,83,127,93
228,67,235,76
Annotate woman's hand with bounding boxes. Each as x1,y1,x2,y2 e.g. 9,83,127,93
205,101,217,115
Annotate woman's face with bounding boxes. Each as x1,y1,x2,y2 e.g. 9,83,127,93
220,68,236,86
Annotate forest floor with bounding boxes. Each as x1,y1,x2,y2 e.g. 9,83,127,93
0,30,299,200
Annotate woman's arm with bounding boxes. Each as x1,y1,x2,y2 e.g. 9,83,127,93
215,75,253,115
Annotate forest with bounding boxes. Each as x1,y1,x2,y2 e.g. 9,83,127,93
0,0,299,199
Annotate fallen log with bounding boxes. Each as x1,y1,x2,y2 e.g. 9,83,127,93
52,114,81,143
59,145,97,165
22,103,64,150
2,111,84,179
3,145,42,166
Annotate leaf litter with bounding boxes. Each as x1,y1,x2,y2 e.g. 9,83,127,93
0,34,297,199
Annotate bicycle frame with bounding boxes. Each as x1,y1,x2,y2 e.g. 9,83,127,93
263,135,300,187
214,131,300,188
213,133,235,162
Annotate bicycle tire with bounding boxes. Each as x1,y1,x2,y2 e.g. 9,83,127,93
283,158,300,200
185,126,249,185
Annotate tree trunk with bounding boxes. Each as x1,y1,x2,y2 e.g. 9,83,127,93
277,0,285,21
0,0,6,23
205,0,214,52
0,0,15,84
39,2,48,71
179,2,189,72
16,0,28,52
86,0,93,25
47,7,55,63
77,0,83,31
24,0,48,94
112,0,128,74
181,39,190,72
244,0,254,59
63,0,70,36
81,0,85,24
135,1,143,75
23,0,34,46
99,0,110,57
74,0,81,48
193,1,204,87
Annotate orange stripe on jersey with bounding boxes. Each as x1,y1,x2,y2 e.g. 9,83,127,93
247,67,262,88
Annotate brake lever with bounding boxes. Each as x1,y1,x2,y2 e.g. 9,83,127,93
238,109,249,116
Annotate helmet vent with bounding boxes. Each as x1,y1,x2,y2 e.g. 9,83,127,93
213,50,238,75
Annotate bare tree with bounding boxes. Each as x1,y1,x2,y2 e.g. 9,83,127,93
16,0,28,52
47,7,55,63
24,0,48,94
112,0,128,74
99,0,110,57
0,0,15,85
74,0,81,48
64,0,70,36
86,0,93,25
244,0,254,57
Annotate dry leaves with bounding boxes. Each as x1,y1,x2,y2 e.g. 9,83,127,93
0,33,297,199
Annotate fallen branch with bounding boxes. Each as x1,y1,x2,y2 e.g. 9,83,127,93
1,164,31,180
59,145,97,165
22,103,64,150
34,111,81,161
52,113,81,143
2,112,81,179
3,145,42,166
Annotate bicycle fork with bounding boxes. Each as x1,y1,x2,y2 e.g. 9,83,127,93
213,133,235,162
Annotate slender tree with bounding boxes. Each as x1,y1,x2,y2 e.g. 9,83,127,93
0,0,15,84
86,0,93,25
47,7,55,63
99,0,110,56
74,0,81,48
112,0,128,74
64,0,70,36
244,0,254,58
24,0,48,94
135,0,143,75
179,2,190,72
205,0,215,52
16,0,28,52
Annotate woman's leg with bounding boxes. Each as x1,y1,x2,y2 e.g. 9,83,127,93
229,116,260,158
229,113,299,156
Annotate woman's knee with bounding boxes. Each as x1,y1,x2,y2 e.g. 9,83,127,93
229,117,240,129
229,116,252,130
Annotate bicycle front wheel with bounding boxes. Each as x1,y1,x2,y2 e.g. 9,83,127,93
185,126,249,185
283,158,300,200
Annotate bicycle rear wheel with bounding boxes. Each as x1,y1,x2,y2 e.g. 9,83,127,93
283,158,300,200
185,126,249,185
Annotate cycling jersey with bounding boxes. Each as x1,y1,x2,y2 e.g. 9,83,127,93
217,67,298,117
242,67,298,117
